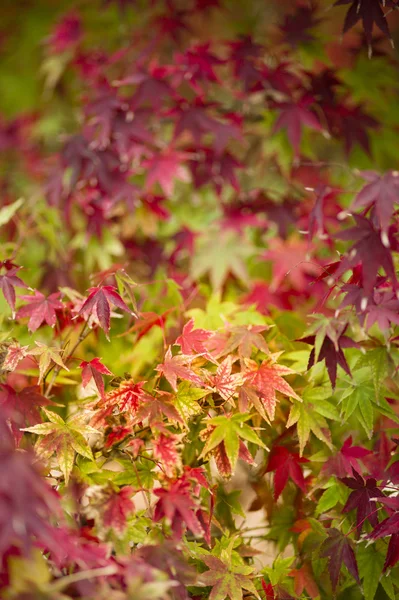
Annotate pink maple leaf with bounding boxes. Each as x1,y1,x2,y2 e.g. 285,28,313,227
156,347,203,391
79,357,113,398
17,291,63,332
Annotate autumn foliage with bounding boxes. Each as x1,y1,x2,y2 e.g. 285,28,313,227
2,0,399,598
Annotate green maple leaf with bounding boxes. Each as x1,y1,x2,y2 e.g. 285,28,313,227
23,409,99,483
191,230,253,292
199,413,266,471
355,347,389,396
336,367,375,439
173,382,211,425
201,554,261,600
287,384,338,455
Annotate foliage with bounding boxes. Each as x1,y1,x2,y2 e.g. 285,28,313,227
1,0,399,598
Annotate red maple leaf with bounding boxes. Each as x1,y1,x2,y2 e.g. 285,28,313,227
153,478,204,539
272,96,323,157
340,470,385,533
135,390,183,425
334,215,398,295
144,149,189,197
0,384,52,445
261,580,276,600
323,436,371,478
204,355,244,401
363,290,399,331
124,310,171,340
300,329,357,388
320,528,360,590
77,285,135,336
324,103,378,156
263,238,320,292
174,318,213,357
153,432,182,477
244,355,301,421
174,43,224,91
156,347,203,391
227,35,264,92
334,0,393,50
352,170,399,232
117,65,174,110
102,486,135,533
265,445,309,500
17,291,63,332
217,324,269,363
92,379,148,426
79,357,113,398
368,496,399,570
280,5,322,47
289,563,319,599
0,267,27,315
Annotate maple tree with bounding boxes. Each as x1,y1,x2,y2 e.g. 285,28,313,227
1,0,399,598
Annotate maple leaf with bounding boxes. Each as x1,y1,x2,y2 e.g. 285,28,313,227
0,384,52,445
334,0,393,51
263,237,320,292
172,381,210,425
320,527,360,590
265,445,309,500
261,580,276,600
324,102,379,156
156,347,203,392
28,341,70,384
351,170,399,232
172,98,239,152
191,229,253,292
323,436,371,478
135,389,184,425
174,43,224,91
217,324,269,364
144,149,189,197
272,96,324,157
299,324,357,388
334,215,398,295
199,412,266,474
77,285,135,336
118,65,174,110
153,478,204,539
92,378,147,426
1,341,29,372
287,387,338,455
17,291,63,332
289,563,319,599
0,267,27,315
280,5,322,47
200,553,261,600
175,318,213,358
340,470,384,533
367,497,399,570
153,432,182,477
79,357,113,398
24,409,99,483
363,289,399,332
244,354,301,421
102,486,135,533
124,309,170,340
204,355,245,401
